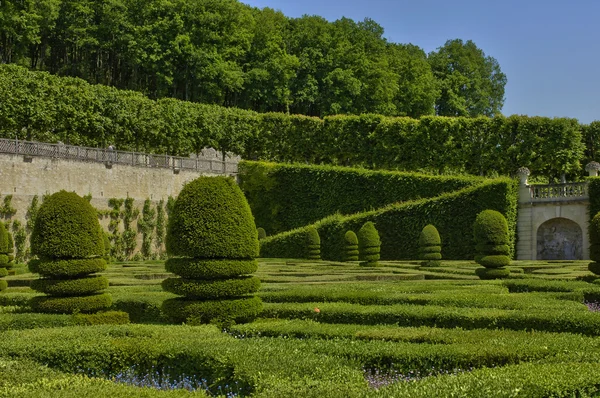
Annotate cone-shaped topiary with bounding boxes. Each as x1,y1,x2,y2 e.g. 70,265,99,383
473,210,510,280
419,224,442,267
344,230,359,262
588,212,600,275
358,222,381,267
28,191,110,313
163,176,262,325
257,227,267,240
306,227,321,260
0,222,9,291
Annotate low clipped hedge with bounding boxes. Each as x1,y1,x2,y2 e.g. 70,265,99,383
475,267,511,280
165,258,258,279
162,276,261,299
260,178,518,261
30,293,113,314
30,276,109,296
162,296,263,324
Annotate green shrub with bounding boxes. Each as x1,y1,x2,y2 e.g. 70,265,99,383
419,224,442,267
0,279,6,291
257,227,267,240
164,176,261,324
306,227,321,260
30,191,104,259
358,222,381,267
473,210,510,278
30,293,113,314
72,311,130,326
28,191,109,314
343,231,359,262
260,179,518,261
589,212,600,275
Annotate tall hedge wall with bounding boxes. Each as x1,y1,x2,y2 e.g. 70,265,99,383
0,64,587,180
238,161,484,234
588,178,600,233
259,178,519,261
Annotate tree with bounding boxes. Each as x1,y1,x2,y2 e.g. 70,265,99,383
428,39,506,117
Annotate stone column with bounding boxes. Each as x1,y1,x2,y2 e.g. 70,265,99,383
515,167,534,260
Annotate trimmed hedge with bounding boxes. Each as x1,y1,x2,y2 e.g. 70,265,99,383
166,177,258,259
344,231,359,262
30,276,109,296
419,224,442,267
239,161,484,234
162,276,261,299
306,227,321,260
30,191,104,259
473,210,511,276
164,176,261,324
260,178,518,261
476,267,511,280
28,258,107,277
165,258,258,279
30,293,113,314
162,296,263,325
589,212,600,275
358,222,381,267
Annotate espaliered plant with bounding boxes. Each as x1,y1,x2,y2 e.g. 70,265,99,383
473,210,511,280
358,222,381,267
419,224,442,267
306,227,321,260
588,212,600,275
0,223,9,292
344,231,359,262
162,176,262,325
28,191,111,314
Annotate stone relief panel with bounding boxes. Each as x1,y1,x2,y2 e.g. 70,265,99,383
536,217,583,260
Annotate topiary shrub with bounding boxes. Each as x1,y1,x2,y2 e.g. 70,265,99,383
419,224,442,267
28,191,110,314
257,227,267,240
306,227,320,260
0,222,9,291
162,176,261,325
358,222,381,267
473,210,510,280
589,212,600,275
343,231,359,262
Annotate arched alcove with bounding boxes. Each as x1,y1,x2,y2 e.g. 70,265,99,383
536,217,583,260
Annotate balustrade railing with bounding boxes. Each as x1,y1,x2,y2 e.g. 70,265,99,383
0,138,239,174
529,182,588,201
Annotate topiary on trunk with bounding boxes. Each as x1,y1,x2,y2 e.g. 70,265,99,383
28,191,110,313
473,210,511,280
162,176,261,325
306,227,321,260
257,227,267,240
343,230,359,262
419,224,442,267
358,222,381,267
0,223,8,292
588,212,600,275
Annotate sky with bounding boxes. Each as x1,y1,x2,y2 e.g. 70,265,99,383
242,0,600,123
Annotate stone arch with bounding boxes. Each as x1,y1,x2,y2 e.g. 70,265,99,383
536,217,583,260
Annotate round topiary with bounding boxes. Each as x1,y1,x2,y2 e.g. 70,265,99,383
257,227,267,240
358,222,381,267
419,224,442,267
306,227,321,260
163,176,262,325
28,191,109,314
589,212,600,275
344,231,359,262
473,210,510,279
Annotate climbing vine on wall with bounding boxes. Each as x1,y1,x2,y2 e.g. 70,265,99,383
155,199,166,257
122,198,140,259
11,220,26,263
108,198,124,260
138,199,156,259
0,195,16,219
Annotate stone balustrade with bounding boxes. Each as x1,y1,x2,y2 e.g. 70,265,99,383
527,182,588,202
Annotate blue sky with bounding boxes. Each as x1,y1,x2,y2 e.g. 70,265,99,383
242,0,600,123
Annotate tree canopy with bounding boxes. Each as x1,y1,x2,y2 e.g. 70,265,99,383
0,0,506,118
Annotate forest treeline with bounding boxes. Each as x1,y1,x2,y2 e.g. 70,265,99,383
0,0,505,118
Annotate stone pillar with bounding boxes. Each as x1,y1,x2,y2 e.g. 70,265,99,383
515,167,534,260
586,161,600,177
